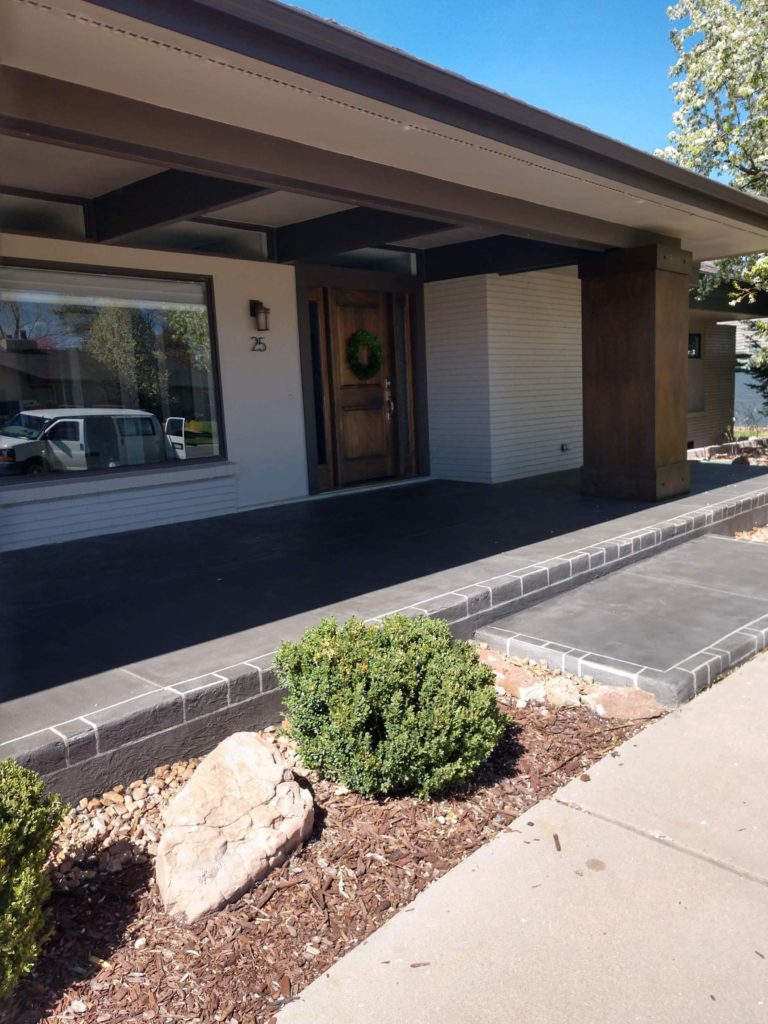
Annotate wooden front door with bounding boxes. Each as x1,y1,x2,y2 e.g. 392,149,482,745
327,289,396,486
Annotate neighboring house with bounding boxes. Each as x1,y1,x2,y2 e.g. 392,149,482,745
2,0,768,551
686,315,737,449
0,342,116,420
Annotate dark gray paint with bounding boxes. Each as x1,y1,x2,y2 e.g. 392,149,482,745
478,535,768,705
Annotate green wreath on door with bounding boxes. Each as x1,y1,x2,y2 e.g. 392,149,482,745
347,329,383,380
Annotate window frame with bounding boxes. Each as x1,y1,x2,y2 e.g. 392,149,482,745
0,257,228,481
688,332,703,359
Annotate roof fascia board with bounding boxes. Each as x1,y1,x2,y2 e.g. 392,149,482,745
86,0,768,232
0,67,664,251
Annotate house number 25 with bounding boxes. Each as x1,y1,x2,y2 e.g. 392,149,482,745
251,336,267,352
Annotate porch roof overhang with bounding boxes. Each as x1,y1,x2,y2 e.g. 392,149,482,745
2,0,768,265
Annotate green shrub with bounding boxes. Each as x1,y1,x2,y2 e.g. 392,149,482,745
275,614,506,799
0,759,66,1001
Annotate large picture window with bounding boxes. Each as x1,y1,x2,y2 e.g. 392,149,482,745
0,265,222,479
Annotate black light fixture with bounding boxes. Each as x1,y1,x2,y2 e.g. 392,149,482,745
249,300,271,332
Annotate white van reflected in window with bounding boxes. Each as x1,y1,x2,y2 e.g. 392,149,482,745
0,408,170,475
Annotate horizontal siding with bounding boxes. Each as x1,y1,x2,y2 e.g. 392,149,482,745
424,277,492,482
1,474,238,551
687,324,736,447
486,271,583,482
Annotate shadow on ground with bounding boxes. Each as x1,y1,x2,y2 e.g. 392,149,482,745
5,858,152,1024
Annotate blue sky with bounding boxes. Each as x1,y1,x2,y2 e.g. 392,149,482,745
296,0,679,154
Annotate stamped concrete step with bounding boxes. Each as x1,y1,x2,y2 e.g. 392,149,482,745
477,535,768,706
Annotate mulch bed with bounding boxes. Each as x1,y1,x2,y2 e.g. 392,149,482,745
8,703,649,1024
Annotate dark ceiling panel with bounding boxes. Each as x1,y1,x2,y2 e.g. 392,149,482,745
423,235,587,281
91,169,270,242
276,207,454,263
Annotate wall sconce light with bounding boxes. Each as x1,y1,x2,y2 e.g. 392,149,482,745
249,300,271,333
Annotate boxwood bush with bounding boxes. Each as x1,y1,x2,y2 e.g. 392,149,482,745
0,759,65,1001
275,614,506,799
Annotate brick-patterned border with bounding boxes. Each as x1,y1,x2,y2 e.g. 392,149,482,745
478,611,768,707
2,656,278,779
5,479,768,791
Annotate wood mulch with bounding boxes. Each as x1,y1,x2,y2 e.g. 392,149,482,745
8,702,649,1024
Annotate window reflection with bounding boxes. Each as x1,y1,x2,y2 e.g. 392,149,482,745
0,267,222,478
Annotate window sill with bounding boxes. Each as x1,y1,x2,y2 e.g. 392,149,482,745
0,460,238,507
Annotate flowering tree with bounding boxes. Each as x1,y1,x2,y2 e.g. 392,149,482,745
657,0,767,300
657,0,768,405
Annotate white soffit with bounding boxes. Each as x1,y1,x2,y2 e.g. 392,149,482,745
215,192,354,227
4,0,768,260
0,135,158,197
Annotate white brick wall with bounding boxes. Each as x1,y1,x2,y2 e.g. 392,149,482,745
423,276,492,482
1,464,238,552
486,270,583,482
424,269,583,484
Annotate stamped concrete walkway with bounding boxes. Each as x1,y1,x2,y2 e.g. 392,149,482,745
279,653,768,1024
5,462,768,796
478,534,768,704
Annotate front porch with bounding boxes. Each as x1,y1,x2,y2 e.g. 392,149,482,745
4,461,768,798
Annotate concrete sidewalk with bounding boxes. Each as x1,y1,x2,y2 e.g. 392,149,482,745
279,654,768,1024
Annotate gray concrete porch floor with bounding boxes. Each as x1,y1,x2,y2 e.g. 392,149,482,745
279,652,768,1024
3,462,768,793
477,534,768,704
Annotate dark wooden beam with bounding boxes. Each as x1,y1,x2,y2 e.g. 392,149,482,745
423,235,588,281
691,282,768,318
91,170,270,242
276,208,453,263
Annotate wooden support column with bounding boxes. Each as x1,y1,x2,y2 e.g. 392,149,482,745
579,244,692,501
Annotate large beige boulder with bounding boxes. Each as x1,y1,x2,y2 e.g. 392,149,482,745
156,733,313,922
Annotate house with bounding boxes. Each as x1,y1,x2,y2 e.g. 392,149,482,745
3,0,768,553
685,315,736,449
684,265,768,448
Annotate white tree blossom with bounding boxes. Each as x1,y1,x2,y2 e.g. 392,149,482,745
657,0,768,301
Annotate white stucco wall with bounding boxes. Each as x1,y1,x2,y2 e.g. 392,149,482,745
0,233,308,549
424,268,583,484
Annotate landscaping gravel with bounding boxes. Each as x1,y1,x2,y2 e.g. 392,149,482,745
735,524,768,543
7,682,652,1024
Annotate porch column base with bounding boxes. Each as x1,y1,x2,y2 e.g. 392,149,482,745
581,460,691,501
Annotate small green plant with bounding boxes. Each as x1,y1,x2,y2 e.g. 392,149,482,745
275,614,506,799
0,759,66,1001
